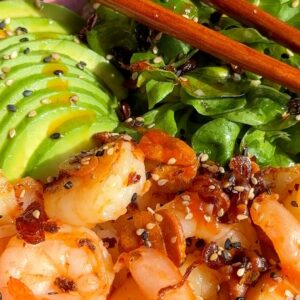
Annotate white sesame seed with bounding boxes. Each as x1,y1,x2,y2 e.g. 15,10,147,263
19,189,25,198
185,206,191,214
209,253,218,261
136,117,144,122
185,212,193,220
47,176,54,183
27,110,37,118
209,185,216,190
233,73,242,82
136,228,145,236
157,179,168,186
170,236,177,244
292,0,299,8
219,167,225,173
32,210,40,219
284,290,294,298
296,115,300,121
194,89,204,97
93,3,101,9
106,54,113,60
125,117,133,123
192,17,198,23
182,200,190,207
10,51,18,59
237,214,248,221
152,46,158,54
182,14,190,19
73,37,80,44
147,123,155,128
147,207,155,215
5,79,13,86
181,194,191,202
153,56,163,64
217,208,225,217
167,157,176,165
40,98,51,105
8,128,16,138
122,134,132,141
234,186,245,192
151,173,160,181
249,188,255,200
237,268,245,277
200,153,209,162
204,214,211,223
131,72,138,80
4,18,11,25
155,213,163,222
146,223,155,230
107,148,114,156
223,182,232,188
251,176,258,185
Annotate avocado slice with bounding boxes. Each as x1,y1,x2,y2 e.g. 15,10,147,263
5,17,72,35
0,104,117,180
0,39,127,99
26,118,100,181
0,0,85,33
0,33,73,51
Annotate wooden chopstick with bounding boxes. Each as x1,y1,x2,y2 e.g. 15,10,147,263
95,0,300,92
206,0,300,54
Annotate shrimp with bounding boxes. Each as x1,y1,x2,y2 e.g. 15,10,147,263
44,138,146,227
138,129,198,193
250,193,300,286
245,271,300,300
161,192,260,251
0,224,114,300
111,247,196,300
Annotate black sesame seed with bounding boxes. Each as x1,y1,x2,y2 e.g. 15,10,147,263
0,21,6,29
76,61,87,70
195,239,205,248
231,242,242,249
16,26,28,34
95,149,104,157
7,104,17,112
64,181,73,189
141,230,148,241
236,298,245,300
291,200,298,208
131,193,137,203
50,132,61,140
53,70,64,76
23,90,33,97
281,53,289,59
23,48,30,55
224,238,232,250
20,37,29,43
43,56,52,63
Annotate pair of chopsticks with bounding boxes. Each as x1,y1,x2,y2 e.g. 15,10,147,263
95,0,300,93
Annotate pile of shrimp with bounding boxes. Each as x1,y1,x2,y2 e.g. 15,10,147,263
0,129,300,300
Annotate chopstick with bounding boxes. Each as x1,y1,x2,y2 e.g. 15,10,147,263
206,0,300,54
95,0,300,92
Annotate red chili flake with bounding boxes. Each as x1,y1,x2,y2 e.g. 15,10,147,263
16,202,47,244
77,238,96,251
128,172,141,185
54,277,76,292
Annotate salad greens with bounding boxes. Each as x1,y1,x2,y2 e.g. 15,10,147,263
87,0,300,167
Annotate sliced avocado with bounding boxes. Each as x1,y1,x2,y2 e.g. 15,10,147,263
0,39,127,99
0,33,73,52
0,87,112,153
26,118,100,181
6,17,72,35
0,0,84,33
0,104,117,180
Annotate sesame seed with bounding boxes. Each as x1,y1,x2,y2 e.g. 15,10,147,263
20,37,29,43
10,51,18,59
122,134,132,141
76,61,87,70
27,110,37,118
200,153,209,162
23,48,30,55
167,157,176,165
284,290,294,298
81,157,91,165
107,148,114,155
32,210,40,219
23,90,33,97
147,207,155,215
4,17,10,25
158,179,168,186
185,212,193,220
7,104,16,112
53,70,64,76
5,79,13,86
204,214,211,223
146,223,155,230
131,72,138,80
182,14,190,19
153,56,163,64
73,37,80,44
209,253,218,261
147,123,156,128
155,213,163,222
194,89,204,97
181,194,191,202
15,26,28,35
237,268,245,277
125,117,133,123
219,167,225,173
251,176,258,185
152,46,158,54
136,117,144,122
50,132,61,140
292,0,299,8
43,56,52,63
40,98,51,105
106,54,113,60
217,208,225,217
170,236,177,244
223,182,232,188
47,176,54,183
135,228,145,236
182,200,190,207
19,189,25,198
64,181,73,189
234,186,245,192
209,185,216,190
249,188,255,200
192,17,199,22
296,114,300,121
8,128,16,138
93,3,100,9
237,214,248,221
